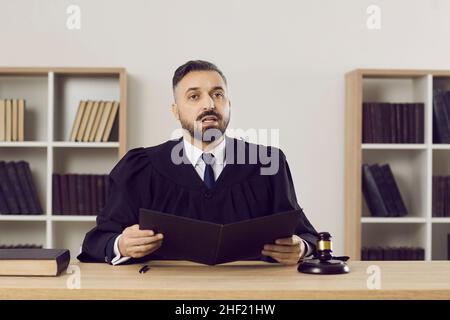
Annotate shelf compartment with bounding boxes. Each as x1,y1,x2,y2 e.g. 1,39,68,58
362,149,427,218
53,148,117,175
53,74,120,142
0,75,49,141
0,221,46,248
52,221,96,257
1,147,47,214
362,76,429,145
431,223,450,260
362,223,427,250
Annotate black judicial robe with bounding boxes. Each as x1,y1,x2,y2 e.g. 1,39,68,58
77,136,318,264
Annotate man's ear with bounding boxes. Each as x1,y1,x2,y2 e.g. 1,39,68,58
171,103,180,120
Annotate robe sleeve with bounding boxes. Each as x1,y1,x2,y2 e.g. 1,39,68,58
269,149,319,254
77,147,151,263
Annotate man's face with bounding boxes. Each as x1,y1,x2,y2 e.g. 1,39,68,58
172,70,231,142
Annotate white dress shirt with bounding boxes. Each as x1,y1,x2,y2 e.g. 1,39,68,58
111,136,311,265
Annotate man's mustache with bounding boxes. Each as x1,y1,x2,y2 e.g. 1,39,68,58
196,110,222,121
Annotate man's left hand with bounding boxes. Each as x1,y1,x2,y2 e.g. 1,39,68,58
262,235,306,265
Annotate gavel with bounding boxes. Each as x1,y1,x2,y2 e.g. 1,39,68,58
297,232,350,274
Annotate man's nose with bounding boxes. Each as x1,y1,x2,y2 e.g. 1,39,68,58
202,95,215,110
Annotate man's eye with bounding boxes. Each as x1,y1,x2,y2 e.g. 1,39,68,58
213,93,224,98
189,95,199,100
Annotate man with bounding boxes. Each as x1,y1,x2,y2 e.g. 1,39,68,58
78,60,318,266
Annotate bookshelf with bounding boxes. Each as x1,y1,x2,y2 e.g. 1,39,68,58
0,67,127,256
345,69,450,261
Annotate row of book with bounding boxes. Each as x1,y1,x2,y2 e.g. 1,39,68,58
69,100,119,142
0,161,43,214
362,163,408,217
433,89,450,143
361,246,425,260
53,174,110,215
362,102,424,143
0,244,43,249
432,176,450,217
0,99,25,141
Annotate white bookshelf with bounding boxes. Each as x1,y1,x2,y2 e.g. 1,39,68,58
345,70,450,261
0,67,127,257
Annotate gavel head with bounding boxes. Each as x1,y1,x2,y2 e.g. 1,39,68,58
316,232,333,261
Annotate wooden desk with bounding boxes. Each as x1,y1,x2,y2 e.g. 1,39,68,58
0,260,449,299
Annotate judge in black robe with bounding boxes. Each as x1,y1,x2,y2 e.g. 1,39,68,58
77,60,319,265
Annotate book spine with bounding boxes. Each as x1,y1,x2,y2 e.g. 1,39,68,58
52,174,61,215
23,162,43,214
97,175,105,213
362,164,390,217
68,174,78,215
15,161,35,214
84,175,92,215
370,165,393,216
383,164,408,216
432,176,438,217
433,90,450,143
0,187,10,213
6,161,29,214
90,174,98,215
60,175,70,215
76,174,85,215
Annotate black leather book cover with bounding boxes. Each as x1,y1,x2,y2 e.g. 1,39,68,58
52,174,61,215
371,164,396,217
68,174,78,215
5,161,29,214
362,164,389,217
139,208,300,265
0,249,70,276
23,161,43,214
380,164,408,217
60,175,70,215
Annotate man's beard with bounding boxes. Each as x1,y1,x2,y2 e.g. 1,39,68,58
180,110,230,142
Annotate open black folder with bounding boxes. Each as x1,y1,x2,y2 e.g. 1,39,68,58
139,208,300,265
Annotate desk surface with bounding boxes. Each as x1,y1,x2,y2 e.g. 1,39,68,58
0,260,449,299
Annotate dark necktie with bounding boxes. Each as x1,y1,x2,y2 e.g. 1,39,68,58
202,153,215,189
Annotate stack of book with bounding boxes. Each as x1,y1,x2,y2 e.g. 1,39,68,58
362,102,424,143
433,89,450,143
362,163,408,217
361,246,425,260
0,161,43,214
432,176,450,217
69,100,119,142
0,99,25,142
0,244,42,249
52,173,110,215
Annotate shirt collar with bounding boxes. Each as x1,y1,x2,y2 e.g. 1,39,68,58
183,135,226,166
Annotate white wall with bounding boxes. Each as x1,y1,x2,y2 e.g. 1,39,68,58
2,0,450,254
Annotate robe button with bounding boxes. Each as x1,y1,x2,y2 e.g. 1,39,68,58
204,191,212,199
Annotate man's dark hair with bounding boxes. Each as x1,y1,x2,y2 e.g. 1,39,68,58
172,60,227,90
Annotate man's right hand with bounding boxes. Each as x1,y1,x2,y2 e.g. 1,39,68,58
118,224,164,258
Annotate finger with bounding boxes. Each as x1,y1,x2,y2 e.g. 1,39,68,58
263,244,300,253
126,234,163,246
275,236,300,246
132,240,162,254
127,229,156,238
